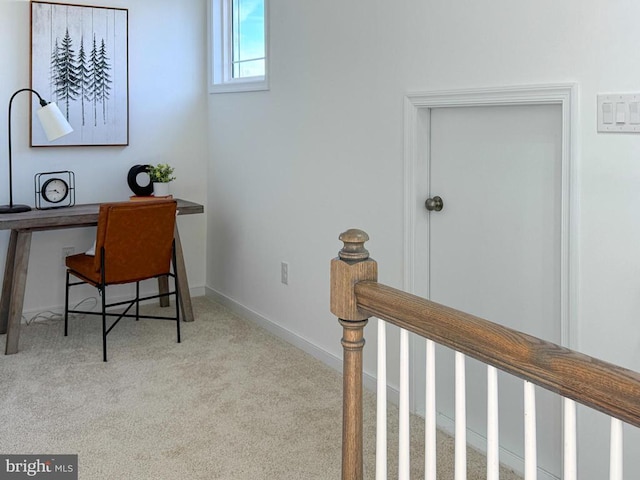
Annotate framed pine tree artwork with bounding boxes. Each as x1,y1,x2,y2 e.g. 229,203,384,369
30,1,129,146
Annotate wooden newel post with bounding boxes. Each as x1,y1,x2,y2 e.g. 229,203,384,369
330,229,378,480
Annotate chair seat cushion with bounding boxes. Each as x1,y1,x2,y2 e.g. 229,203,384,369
66,253,100,285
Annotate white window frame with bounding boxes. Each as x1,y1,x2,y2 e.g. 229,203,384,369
209,0,269,94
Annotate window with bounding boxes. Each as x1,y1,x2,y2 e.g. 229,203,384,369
209,0,268,93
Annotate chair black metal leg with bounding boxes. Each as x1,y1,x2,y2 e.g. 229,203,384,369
101,286,107,362
64,270,70,336
172,245,181,344
100,248,108,362
136,281,140,321
176,281,181,344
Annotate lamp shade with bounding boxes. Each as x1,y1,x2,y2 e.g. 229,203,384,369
36,102,73,141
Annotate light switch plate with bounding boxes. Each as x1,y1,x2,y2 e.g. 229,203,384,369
598,93,640,133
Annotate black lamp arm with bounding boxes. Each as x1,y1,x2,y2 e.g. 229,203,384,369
6,88,48,209
9,88,48,108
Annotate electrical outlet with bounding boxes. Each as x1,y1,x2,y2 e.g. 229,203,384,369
62,246,75,266
281,261,289,285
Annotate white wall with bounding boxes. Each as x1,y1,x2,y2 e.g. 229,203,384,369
207,0,640,478
0,0,208,313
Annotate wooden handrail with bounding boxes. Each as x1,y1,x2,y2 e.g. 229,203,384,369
355,281,640,428
330,229,640,480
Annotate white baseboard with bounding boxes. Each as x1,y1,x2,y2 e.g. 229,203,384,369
205,287,344,371
204,287,400,405
189,286,206,298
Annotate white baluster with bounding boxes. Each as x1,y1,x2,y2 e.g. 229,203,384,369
609,418,623,480
455,352,467,480
524,381,537,480
425,339,436,480
399,328,410,480
487,366,499,480
563,399,577,480
376,319,387,480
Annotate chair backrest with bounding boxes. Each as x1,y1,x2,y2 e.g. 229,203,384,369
93,200,177,284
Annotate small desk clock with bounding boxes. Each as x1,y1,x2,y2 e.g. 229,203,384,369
34,171,76,210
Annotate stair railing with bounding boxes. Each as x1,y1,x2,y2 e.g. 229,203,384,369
330,229,640,480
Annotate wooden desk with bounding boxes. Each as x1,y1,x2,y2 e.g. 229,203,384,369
0,199,204,355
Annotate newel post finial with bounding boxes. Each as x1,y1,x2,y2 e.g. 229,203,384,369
331,229,377,322
338,229,370,262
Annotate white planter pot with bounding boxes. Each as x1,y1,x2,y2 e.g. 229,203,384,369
153,182,171,197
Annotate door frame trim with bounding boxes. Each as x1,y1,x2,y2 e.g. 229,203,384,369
403,83,579,349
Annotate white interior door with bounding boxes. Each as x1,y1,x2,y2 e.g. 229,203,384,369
422,104,563,477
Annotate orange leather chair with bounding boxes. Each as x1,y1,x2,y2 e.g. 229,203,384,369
64,200,180,361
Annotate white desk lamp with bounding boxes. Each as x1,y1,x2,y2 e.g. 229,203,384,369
1,89,73,213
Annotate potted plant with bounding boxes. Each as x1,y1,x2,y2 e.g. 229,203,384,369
147,163,176,197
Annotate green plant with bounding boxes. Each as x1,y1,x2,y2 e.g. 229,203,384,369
147,163,176,183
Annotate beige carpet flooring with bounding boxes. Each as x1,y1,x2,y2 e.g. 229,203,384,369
0,296,521,479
